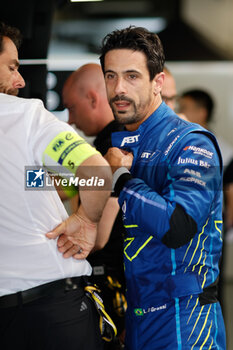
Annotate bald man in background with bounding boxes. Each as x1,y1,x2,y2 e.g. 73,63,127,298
63,64,126,349
162,66,188,121
63,63,122,153
162,66,178,111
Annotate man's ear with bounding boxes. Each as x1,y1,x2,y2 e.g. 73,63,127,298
87,90,98,109
153,72,165,95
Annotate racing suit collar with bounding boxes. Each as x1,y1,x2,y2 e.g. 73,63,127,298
111,102,172,151
111,102,172,170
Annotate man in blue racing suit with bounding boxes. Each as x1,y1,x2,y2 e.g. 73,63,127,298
101,26,226,349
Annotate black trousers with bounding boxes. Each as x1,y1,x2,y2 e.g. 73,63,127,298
0,286,103,350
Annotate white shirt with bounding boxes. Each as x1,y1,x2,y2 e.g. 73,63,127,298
0,94,92,296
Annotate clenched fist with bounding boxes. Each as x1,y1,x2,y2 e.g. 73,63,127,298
104,147,133,173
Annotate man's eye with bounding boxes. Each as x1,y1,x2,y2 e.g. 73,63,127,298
129,74,137,79
106,74,114,80
9,66,15,71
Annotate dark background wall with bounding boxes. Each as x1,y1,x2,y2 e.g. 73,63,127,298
0,0,56,104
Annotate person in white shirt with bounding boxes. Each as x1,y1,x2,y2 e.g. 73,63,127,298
0,21,112,350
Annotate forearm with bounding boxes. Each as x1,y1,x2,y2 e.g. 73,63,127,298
114,175,210,249
76,153,112,223
93,197,120,251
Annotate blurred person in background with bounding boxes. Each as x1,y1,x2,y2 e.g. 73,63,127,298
162,66,178,111
179,89,233,166
162,66,187,122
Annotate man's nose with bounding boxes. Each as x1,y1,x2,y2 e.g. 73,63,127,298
14,71,25,89
114,77,127,95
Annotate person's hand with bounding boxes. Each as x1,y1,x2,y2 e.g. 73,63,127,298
46,213,97,260
104,147,133,173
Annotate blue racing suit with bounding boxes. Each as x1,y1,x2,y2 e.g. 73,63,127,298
111,102,226,349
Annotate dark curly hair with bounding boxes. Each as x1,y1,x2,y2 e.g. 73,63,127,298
99,26,165,81
0,22,22,53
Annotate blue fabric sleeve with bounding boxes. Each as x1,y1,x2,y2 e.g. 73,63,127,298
118,132,222,243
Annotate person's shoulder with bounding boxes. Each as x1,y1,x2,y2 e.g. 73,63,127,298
21,96,45,110
176,126,222,165
17,97,60,131
1,93,47,113
1,95,47,121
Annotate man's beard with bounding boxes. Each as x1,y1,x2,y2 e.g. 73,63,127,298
109,94,148,125
0,83,18,96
